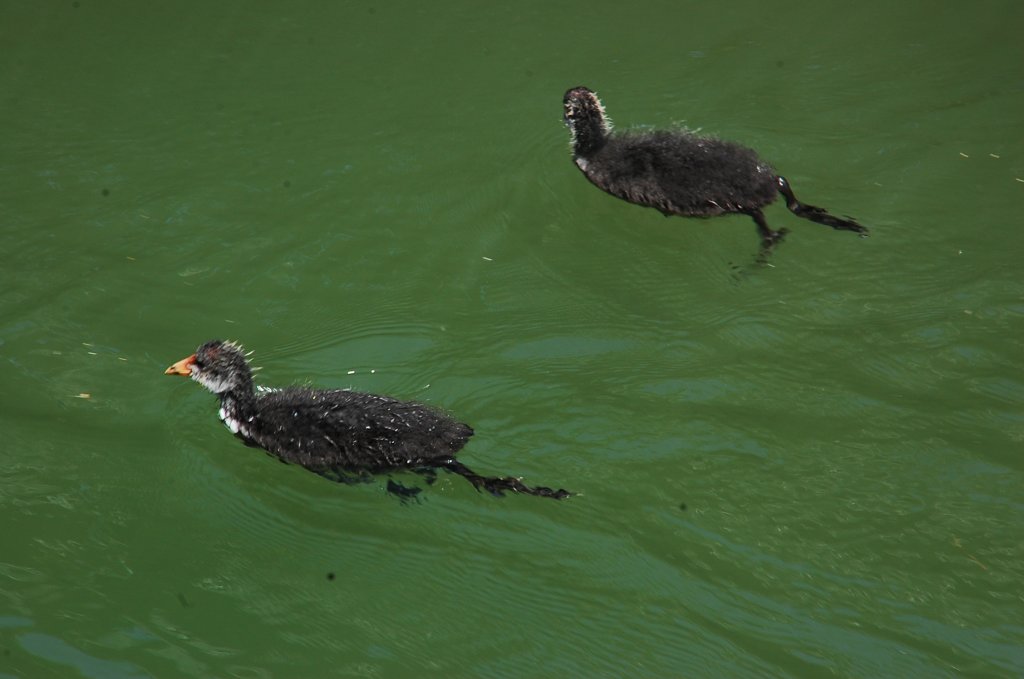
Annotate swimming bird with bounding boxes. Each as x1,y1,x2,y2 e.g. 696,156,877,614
165,340,570,500
563,86,868,256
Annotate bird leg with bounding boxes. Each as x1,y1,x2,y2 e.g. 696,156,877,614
386,479,423,503
776,176,868,236
412,467,439,485
749,208,789,262
441,459,571,500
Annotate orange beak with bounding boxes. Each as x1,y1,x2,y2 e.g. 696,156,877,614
165,353,197,376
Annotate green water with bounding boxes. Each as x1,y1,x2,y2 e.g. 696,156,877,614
2,1,1023,677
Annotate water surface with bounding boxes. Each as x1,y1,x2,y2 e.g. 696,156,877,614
2,1,1023,677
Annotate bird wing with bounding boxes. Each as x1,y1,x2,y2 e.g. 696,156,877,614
249,388,471,471
596,131,774,216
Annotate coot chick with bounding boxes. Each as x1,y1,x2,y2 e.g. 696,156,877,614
165,340,570,500
563,86,868,256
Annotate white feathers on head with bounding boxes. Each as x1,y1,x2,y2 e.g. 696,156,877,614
192,369,237,395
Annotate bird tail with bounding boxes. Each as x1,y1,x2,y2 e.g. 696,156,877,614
777,176,869,236
441,459,571,500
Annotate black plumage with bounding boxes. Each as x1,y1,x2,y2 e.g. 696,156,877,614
563,86,868,255
165,340,569,500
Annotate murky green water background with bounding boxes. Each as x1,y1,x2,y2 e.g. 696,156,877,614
2,1,1023,677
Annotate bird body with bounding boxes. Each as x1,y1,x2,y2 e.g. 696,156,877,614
574,129,779,218
219,386,473,472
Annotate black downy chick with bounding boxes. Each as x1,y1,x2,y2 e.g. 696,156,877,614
563,86,868,257
165,340,570,500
